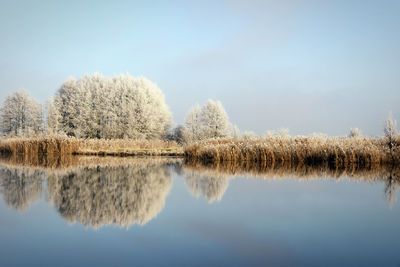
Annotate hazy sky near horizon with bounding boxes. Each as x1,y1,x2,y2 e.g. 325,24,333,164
0,0,399,136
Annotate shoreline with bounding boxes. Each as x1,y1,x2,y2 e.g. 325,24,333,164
0,136,399,166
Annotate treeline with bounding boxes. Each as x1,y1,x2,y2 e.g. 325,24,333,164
1,73,399,150
0,73,234,143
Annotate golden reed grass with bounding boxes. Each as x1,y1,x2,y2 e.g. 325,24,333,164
185,136,400,167
0,136,183,158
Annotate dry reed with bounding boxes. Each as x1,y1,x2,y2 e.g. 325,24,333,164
185,136,399,166
0,136,183,158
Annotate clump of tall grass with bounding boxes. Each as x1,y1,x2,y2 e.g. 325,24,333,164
0,136,183,158
0,136,79,156
185,135,398,166
76,138,182,156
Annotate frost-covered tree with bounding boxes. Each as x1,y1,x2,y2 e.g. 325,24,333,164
201,100,231,139
349,128,362,138
0,90,43,137
241,131,258,140
52,74,172,139
231,124,241,139
183,100,231,143
46,97,62,136
183,104,202,143
384,112,398,153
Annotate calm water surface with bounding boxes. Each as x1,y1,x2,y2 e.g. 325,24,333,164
0,158,399,267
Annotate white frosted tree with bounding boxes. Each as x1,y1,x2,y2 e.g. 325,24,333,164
46,97,62,135
183,104,203,143
231,124,241,139
52,73,172,139
183,100,231,143
201,100,231,139
348,128,362,138
384,112,398,153
0,90,43,137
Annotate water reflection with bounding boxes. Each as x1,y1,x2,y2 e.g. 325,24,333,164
46,162,173,229
0,167,45,212
384,168,400,207
0,157,180,229
0,155,399,229
184,172,229,203
183,160,400,206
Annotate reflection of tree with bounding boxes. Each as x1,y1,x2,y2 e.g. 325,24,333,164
0,167,44,212
184,172,229,203
384,168,400,208
47,162,172,229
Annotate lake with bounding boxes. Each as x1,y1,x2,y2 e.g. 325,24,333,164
0,157,399,267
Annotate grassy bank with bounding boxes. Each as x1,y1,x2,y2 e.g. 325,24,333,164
0,137,183,158
2,135,399,166
184,136,400,166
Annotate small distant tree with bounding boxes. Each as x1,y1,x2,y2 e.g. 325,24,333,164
0,90,43,137
183,100,231,143
46,97,62,136
241,131,257,140
278,128,290,138
384,112,398,154
183,104,203,143
231,124,240,139
263,130,276,138
166,125,184,144
200,100,231,139
349,128,362,138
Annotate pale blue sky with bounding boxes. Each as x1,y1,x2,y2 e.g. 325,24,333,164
0,0,399,136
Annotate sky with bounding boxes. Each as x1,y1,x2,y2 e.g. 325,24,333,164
0,0,399,136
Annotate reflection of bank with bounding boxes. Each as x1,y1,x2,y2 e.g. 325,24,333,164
0,158,180,229
0,157,399,226
183,161,400,207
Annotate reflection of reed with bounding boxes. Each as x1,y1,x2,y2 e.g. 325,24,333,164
0,154,181,170
0,167,45,212
184,160,400,206
0,153,79,169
